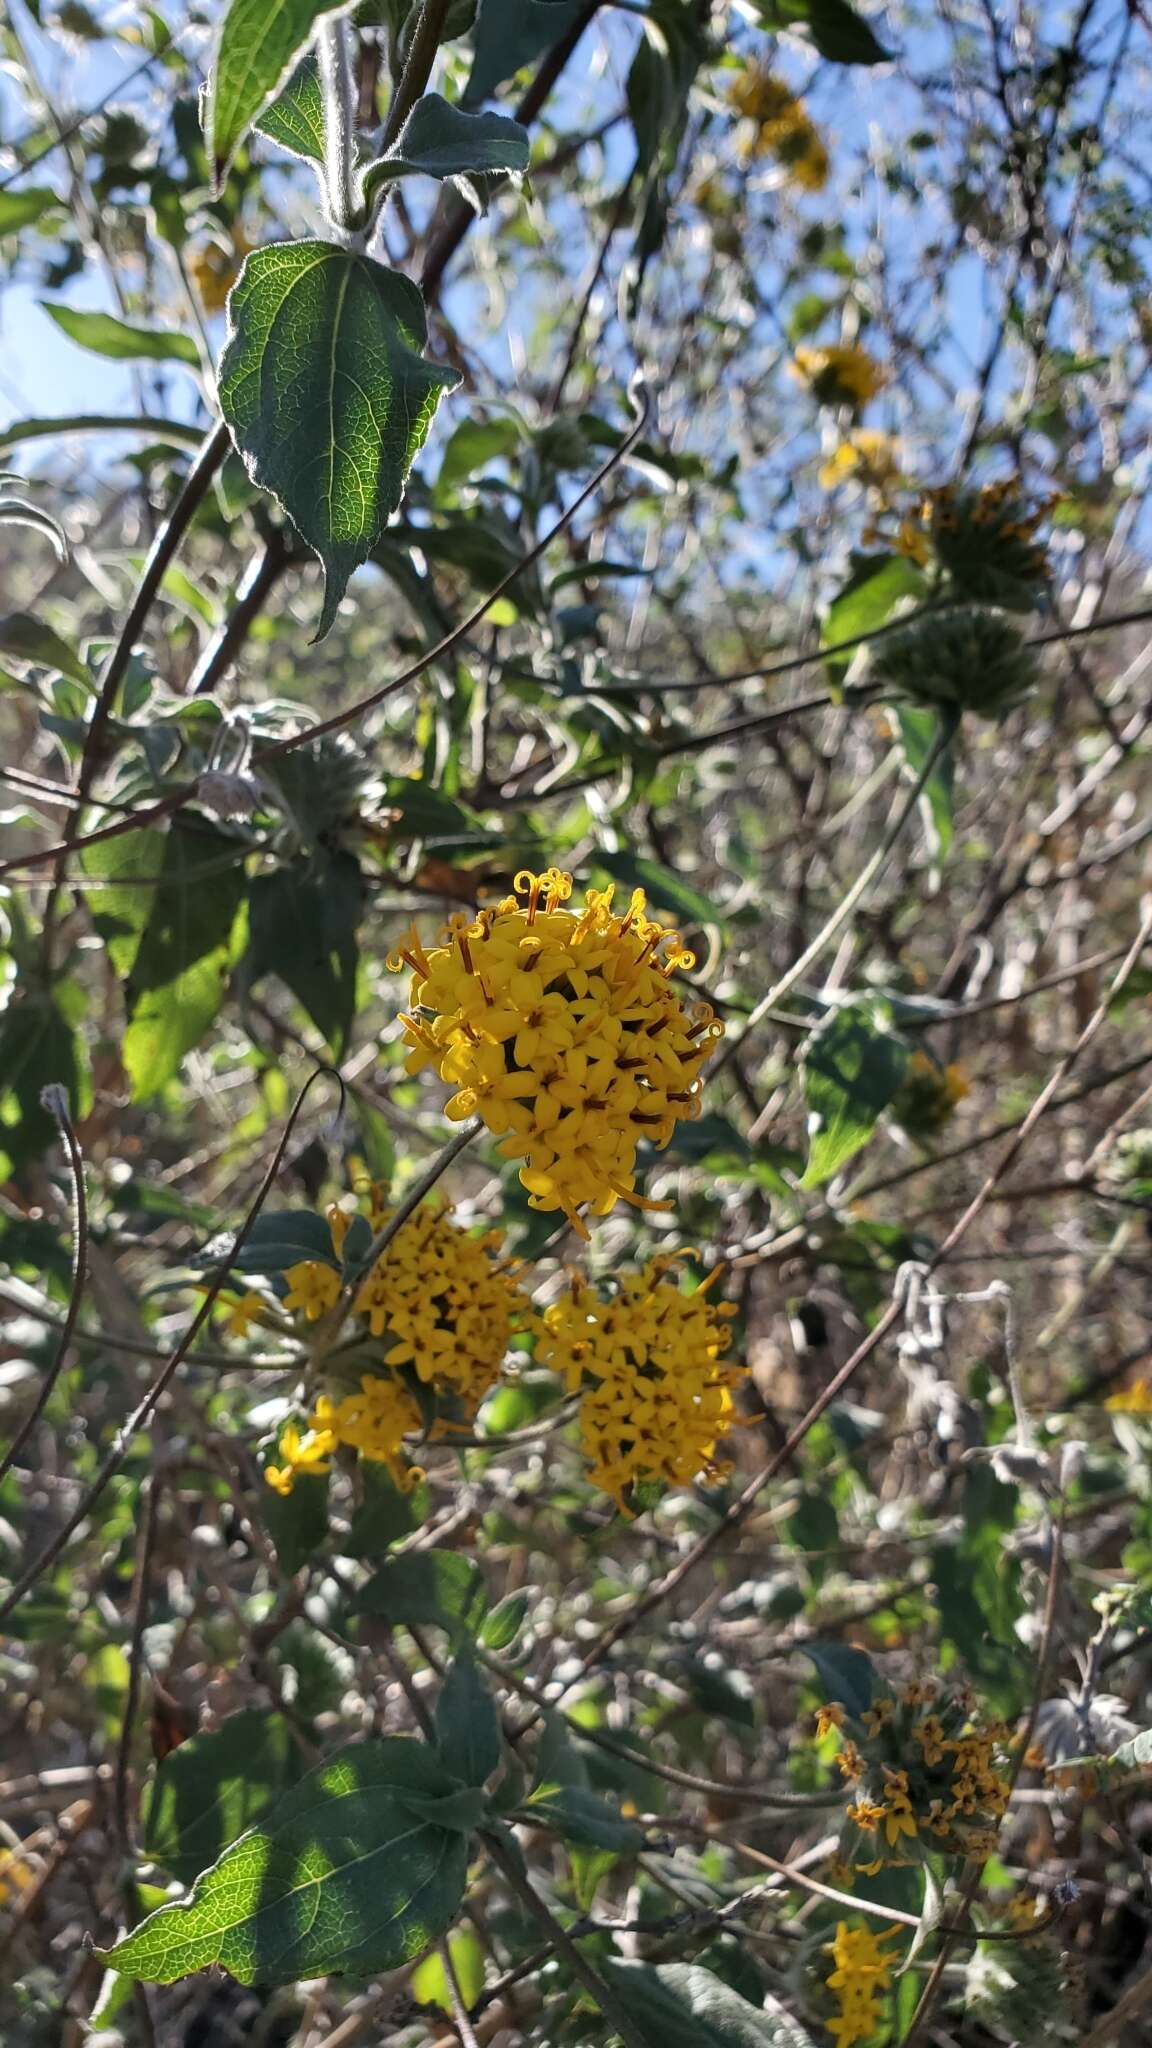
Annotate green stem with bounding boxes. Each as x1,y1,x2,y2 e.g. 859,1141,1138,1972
318,17,360,236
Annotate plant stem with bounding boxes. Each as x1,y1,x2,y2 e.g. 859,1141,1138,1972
380,0,451,154
481,1828,650,2048
318,17,360,236
718,709,959,1079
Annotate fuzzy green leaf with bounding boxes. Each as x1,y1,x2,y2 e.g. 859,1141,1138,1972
435,1655,501,1788
206,0,348,188
602,1961,817,2046
254,52,326,163
361,93,529,207
217,242,460,636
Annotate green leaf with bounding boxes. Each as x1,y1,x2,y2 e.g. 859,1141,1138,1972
822,553,925,683
83,820,245,1096
399,1784,487,1833
0,188,63,233
602,1962,816,2047
246,851,363,1056
0,986,90,1178
411,1927,485,2014
801,1643,876,1720
438,414,522,489
254,52,325,163
0,610,89,685
100,1739,469,1986
523,1782,645,1852
1108,1729,1152,1771
260,1451,330,1573
348,1465,423,1558
361,93,529,207
40,302,200,367
358,1549,489,1638
206,0,348,188
800,1000,910,1188
0,414,204,456
479,1589,529,1651
217,242,460,637
435,1655,501,1788
895,707,954,861
145,1710,301,1886
463,0,585,107
678,1656,755,1728
197,1208,340,1274
807,0,890,61
757,0,890,64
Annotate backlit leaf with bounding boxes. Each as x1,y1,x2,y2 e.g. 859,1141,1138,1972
40,302,200,367
100,1739,469,1985
801,1000,909,1187
145,1710,300,1886
206,0,349,188
217,243,460,636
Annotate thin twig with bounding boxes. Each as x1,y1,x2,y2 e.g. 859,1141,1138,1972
0,1089,88,1485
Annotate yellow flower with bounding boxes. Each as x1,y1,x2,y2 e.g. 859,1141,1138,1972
861,1696,895,1737
225,1290,268,1339
893,1051,970,1136
388,869,723,1238
770,113,829,190
189,227,253,313
264,1402,339,1496
351,1199,523,1408
826,1921,900,2047
816,1702,847,1739
0,1848,35,1902
533,1257,742,1510
818,429,902,495
914,1714,949,1766
1106,1377,1152,1414
792,345,887,408
282,1260,342,1321
727,66,797,125
894,512,931,565
324,1374,425,1491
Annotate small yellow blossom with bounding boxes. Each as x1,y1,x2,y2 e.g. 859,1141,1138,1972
893,1051,970,1136
225,1290,268,1339
533,1256,742,1510
914,1714,948,1767
323,1374,425,1491
792,345,888,408
861,1696,895,1737
819,429,902,495
388,869,723,1238
0,1848,36,1903
826,1921,901,2047
264,1401,339,1496
1106,1377,1152,1414
282,1260,341,1322
728,66,830,190
189,227,253,314
816,1702,847,1739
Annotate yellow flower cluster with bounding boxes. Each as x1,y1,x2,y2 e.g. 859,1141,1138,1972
792,345,888,409
822,1680,1011,1871
189,228,253,314
265,1378,424,1497
825,1921,901,2048
818,429,902,497
1105,1377,1152,1414
389,869,723,1238
265,1189,525,1494
728,66,829,190
886,477,1055,596
532,1257,742,1510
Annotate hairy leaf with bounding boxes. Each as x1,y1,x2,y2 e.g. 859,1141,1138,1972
0,610,88,685
101,1740,469,1985
361,93,529,207
254,52,325,163
217,242,460,636
802,1642,876,1720
206,0,349,188
0,188,63,233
